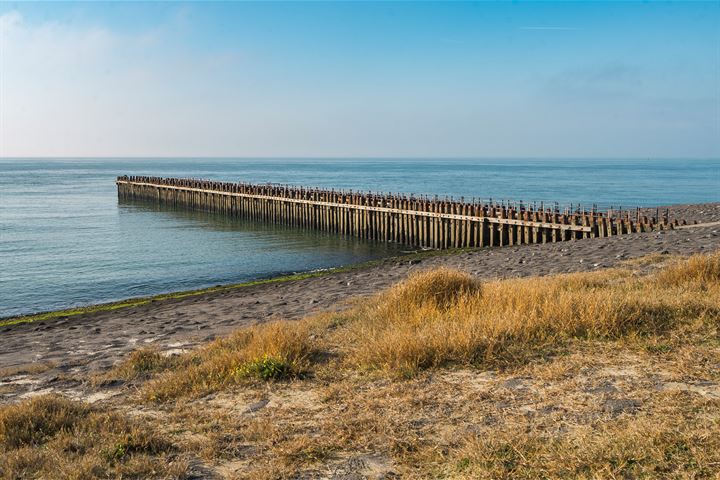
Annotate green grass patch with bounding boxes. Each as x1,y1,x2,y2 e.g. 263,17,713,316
235,354,295,380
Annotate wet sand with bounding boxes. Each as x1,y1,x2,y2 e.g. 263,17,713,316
1,203,719,403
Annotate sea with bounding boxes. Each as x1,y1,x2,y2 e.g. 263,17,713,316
1,158,718,318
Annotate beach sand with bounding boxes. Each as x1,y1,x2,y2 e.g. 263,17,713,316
1,202,719,403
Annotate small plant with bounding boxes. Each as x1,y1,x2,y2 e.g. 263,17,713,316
236,354,294,380
111,441,128,460
128,349,167,374
645,342,673,354
99,348,179,384
456,457,471,471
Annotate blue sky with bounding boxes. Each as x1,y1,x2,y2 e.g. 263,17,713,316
1,1,718,158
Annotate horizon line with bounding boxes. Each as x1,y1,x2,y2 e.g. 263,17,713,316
2,156,719,161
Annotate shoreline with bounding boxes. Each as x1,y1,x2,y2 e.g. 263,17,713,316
0,248,460,327
1,202,718,404
4,201,718,327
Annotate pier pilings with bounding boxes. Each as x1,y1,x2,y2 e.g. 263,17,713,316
117,176,674,249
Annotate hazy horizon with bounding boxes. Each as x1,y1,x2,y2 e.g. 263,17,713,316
1,2,719,158
2,156,720,161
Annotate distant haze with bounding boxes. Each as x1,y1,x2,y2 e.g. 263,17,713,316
1,2,718,158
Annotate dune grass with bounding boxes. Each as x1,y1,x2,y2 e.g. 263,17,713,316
446,410,720,479
0,395,187,479
139,320,323,401
341,262,717,375
140,252,720,401
3,252,718,478
93,348,183,387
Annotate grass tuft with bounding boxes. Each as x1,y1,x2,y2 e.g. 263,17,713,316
0,395,186,478
144,320,319,401
115,348,179,380
381,267,482,311
655,251,720,286
0,395,89,449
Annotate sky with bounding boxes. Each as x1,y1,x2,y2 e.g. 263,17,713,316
0,1,718,158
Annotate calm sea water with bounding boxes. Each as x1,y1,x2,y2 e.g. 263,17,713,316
1,158,718,318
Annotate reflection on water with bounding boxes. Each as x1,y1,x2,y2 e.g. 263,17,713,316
118,198,400,253
2,193,400,319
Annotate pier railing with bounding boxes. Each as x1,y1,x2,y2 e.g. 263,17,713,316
117,176,680,249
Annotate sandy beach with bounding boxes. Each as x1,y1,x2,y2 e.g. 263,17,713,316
1,202,719,403
3,3,718,475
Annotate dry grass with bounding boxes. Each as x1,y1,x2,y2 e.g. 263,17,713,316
96,347,181,386
447,408,720,479
340,258,718,375
379,267,483,310
0,395,188,479
0,362,55,379
158,357,719,479
655,250,720,286
3,251,719,479
144,320,322,401
144,252,720,397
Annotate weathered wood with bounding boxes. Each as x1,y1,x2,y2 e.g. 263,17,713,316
117,176,670,250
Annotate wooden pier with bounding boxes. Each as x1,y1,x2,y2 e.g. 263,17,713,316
117,176,679,249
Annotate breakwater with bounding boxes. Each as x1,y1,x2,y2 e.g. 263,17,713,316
117,176,681,249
